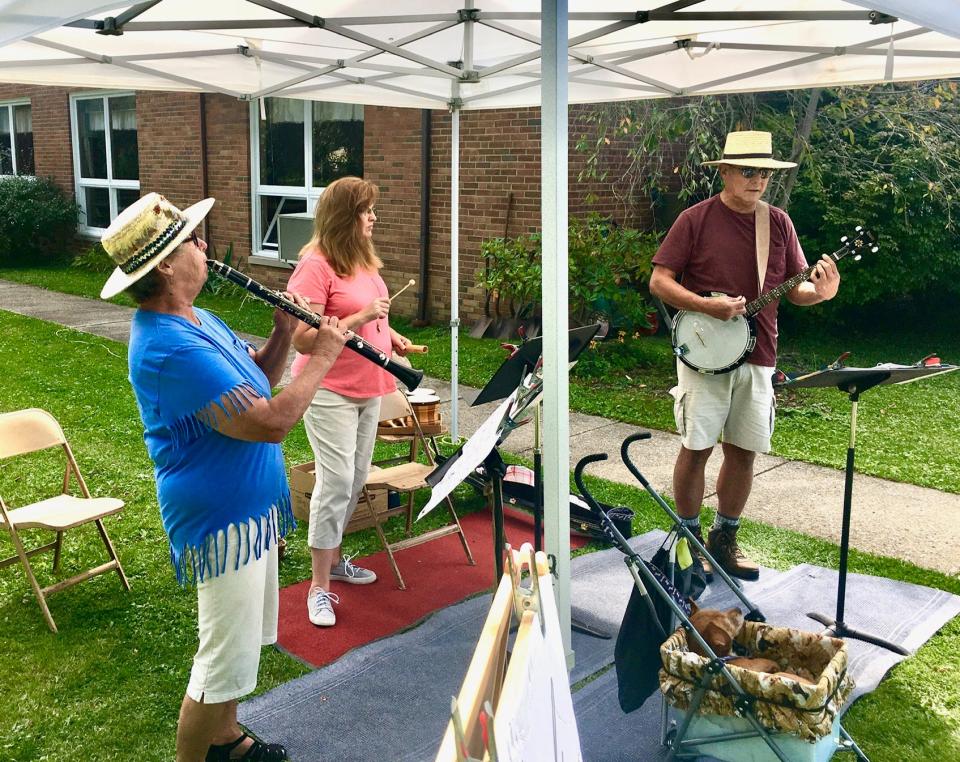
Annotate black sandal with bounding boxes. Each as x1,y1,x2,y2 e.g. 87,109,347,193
206,732,288,761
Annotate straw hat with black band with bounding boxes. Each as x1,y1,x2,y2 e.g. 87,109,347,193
100,192,214,300
702,130,797,169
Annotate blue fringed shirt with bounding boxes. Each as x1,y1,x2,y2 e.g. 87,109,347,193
129,307,295,585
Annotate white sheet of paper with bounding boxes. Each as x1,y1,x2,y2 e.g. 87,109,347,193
417,391,517,521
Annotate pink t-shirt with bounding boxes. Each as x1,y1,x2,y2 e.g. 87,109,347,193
652,195,807,367
287,249,397,398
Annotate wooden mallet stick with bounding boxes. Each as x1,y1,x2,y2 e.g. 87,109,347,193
390,278,416,301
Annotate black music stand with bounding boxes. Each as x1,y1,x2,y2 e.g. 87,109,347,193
471,323,601,554
776,360,958,655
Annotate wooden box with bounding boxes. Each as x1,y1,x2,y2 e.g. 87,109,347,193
289,461,399,534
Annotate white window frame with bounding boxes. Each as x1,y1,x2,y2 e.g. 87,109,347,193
249,98,363,260
70,90,140,236
0,99,33,177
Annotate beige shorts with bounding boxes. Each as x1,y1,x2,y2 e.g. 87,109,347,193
186,511,279,705
670,360,776,453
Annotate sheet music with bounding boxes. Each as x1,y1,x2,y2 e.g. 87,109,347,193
417,391,517,520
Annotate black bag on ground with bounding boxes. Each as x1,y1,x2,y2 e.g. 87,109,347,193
614,535,703,713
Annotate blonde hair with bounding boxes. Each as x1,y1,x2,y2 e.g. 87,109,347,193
299,176,382,277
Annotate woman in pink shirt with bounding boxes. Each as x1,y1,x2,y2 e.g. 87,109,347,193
287,176,410,627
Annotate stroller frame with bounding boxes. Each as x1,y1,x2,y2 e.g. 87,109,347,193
573,432,869,762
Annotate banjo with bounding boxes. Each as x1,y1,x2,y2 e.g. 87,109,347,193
670,227,877,374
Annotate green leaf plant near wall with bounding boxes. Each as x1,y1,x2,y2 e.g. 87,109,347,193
477,215,661,370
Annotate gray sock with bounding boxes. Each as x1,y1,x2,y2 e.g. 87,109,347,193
713,513,741,530
680,514,702,532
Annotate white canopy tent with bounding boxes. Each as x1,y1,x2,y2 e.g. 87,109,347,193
2,0,959,655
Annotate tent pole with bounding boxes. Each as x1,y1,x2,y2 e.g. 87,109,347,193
449,97,460,442
542,0,572,663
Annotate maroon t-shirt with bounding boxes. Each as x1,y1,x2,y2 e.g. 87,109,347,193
652,195,807,367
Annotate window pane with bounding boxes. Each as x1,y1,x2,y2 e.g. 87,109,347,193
259,98,305,187
13,104,34,175
259,195,307,249
77,98,107,179
116,188,141,216
0,108,11,175
83,186,110,229
109,95,138,180
312,102,363,187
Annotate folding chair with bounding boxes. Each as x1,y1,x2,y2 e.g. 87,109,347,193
0,408,130,633
361,389,475,589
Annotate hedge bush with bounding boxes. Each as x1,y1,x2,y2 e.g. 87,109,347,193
0,175,79,266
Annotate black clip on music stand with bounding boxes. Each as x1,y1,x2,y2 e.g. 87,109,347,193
776,360,958,655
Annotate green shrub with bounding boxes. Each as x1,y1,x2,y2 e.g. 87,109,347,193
476,215,660,332
71,242,113,273
0,176,79,265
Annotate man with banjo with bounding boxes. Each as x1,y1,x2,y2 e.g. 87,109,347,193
649,130,840,581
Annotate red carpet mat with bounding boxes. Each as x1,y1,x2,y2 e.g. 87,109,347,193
276,507,587,668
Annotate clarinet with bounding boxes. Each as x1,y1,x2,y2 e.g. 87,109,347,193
206,259,423,392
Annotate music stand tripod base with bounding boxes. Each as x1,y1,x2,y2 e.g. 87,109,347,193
777,362,957,656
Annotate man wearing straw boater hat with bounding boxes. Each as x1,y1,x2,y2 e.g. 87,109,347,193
101,193,346,761
650,130,840,581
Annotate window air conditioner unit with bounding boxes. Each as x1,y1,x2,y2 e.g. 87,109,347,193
277,212,315,264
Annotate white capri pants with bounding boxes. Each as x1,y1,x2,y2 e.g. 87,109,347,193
670,360,776,454
303,387,382,550
186,510,279,705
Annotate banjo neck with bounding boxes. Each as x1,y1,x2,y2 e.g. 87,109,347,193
745,231,870,317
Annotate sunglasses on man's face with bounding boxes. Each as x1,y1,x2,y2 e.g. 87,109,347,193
185,230,200,248
738,167,775,179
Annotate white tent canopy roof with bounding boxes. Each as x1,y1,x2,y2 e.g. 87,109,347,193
2,1,960,109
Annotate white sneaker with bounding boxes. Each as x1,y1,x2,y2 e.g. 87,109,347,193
329,553,377,585
307,587,339,627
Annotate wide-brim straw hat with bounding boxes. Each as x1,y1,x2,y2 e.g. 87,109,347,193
702,130,797,169
100,193,214,300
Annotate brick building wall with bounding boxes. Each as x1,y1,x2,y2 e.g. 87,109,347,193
247,102,642,323
137,92,204,215
1,84,648,324
203,94,253,269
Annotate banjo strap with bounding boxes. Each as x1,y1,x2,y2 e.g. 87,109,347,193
755,200,770,296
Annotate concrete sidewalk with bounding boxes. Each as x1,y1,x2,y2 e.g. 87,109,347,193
3,278,958,576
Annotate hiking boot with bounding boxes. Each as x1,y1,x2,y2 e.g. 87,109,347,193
307,587,339,627
687,526,714,582
330,553,377,585
707,525,760,581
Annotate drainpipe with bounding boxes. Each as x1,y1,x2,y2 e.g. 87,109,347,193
413,108,431,326
198,93,210,243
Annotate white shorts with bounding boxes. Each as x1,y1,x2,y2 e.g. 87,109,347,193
186,512,279,705
303,387,381,550
670,360,776,453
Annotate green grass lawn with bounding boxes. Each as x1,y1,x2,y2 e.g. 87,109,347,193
0,308,958,760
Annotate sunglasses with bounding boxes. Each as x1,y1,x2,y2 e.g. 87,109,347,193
185,230,200,247
738,167,775,179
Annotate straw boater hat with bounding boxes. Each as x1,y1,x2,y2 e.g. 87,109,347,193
100,192,214,299
702,130,797,169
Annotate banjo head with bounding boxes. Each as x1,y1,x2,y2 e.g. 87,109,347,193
672,312,754,374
